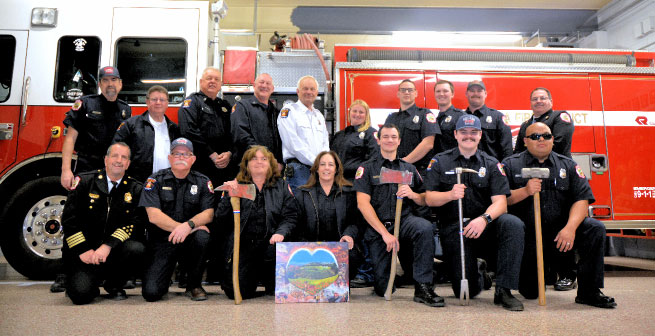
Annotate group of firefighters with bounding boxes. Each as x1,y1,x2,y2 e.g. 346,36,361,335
51,65,616,311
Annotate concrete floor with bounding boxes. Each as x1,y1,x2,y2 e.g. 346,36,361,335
1,270,653,336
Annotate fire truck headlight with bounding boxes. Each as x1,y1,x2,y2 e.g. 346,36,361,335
31,8,58,27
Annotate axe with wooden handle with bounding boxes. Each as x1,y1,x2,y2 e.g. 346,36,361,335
378,167,413,301
521,167,550,306
218,183,256,304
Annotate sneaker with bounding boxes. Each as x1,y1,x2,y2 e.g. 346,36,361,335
494,287,524,311
413,283,445,307
50,274,66,293
350,277,372,288
554,278,577,291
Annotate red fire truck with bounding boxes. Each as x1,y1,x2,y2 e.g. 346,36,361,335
1,0,654,279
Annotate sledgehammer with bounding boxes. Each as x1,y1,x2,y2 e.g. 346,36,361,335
218,183,257,304
454,167,479,306
521,167,550,306
378,167,413,301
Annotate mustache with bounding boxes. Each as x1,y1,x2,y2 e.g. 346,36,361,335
173,160,189,167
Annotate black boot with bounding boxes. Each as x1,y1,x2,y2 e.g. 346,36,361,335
575,289,617,309
413,283,445,307
494,287,524,311
50,274,66,293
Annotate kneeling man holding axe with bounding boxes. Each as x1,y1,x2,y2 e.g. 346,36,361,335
354,124,444,307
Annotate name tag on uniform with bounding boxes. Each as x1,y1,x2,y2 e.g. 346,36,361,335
91,111,102,115
162,186,172,190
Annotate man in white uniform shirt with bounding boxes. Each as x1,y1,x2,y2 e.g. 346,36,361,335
277,75,330,194
113,85,180,182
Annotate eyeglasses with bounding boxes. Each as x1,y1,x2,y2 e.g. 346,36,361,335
171,152,194,158
147,98,168,103
525,133,553,140
398,88,415,93
530,97,551,102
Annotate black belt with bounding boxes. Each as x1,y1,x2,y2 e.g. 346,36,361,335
285,158,310,167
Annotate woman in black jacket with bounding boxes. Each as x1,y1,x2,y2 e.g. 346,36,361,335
215,145,298,299
295,151,362,280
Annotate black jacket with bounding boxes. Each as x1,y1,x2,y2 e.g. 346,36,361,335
62,169,145,256
112,111,180,182
514,109,574,158
295,184,360,242
215,178,298,249
231,97,283,165
330,126,379,180
63,94,131,161
465,105,513,162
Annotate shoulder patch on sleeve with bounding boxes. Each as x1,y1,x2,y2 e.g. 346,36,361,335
280,108,290,118
560,113,572,123
355,166,364,179
72,100,82,111
231,105,236,113
183,99,192,108
427,157,437,171
145,178,156,190
71,176,81,190
426,112,436,123
207,181,214,193
497,163,506,176
575,165,586,178
117,121,125,131
502,115,510,126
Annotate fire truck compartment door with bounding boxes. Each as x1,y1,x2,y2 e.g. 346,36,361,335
0,30,28,175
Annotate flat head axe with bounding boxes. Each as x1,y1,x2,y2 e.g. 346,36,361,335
218,183,256,304
378,167,413,301
521,167,550,306
452,167,479,305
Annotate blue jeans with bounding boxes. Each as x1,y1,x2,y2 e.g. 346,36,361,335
286,162,311,195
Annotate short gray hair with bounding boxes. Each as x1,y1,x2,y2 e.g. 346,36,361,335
297,75,319,90
106,142,131,159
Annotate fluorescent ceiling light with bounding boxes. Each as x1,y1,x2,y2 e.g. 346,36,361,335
141,79,185,84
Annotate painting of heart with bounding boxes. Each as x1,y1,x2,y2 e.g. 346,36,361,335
286,248,339,295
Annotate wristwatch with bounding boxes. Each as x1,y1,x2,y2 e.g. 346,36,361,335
481,213,493,225
187,220,195,229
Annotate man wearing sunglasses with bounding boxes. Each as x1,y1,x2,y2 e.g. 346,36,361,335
513,87,577,292
425,115,525,311
139,137,214,302
384,79,441,175
514,87,574,158
113,86,180,182
503,123,616,309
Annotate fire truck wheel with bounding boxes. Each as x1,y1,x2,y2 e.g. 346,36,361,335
0,176,67,279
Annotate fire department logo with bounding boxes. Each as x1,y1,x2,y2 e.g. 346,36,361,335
575,165,585,178
72,100,82,111
183,99,191,108
359,132,365,139
117,122,125,131
426,112,436,123
145,178,156,190
479,167,486,178
231,105,236,113
497,163,506,176
560,168,567,179
412,115,419,124
124,192,132,203
222,107,228,113
281,108,290,118
373,131,378,139
560,113,571,123
190,185,198,195
355,167,364,179
71,176,81,190
445,115,452,123
73,38,87,52
502,115,509,125
207,181,214,193
427,158,437,171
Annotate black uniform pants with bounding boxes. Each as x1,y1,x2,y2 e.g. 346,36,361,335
142,230,210,302
441,214,524,298
66,240,145,305
222,237,276,300
519,217,605,299
365,214,434,297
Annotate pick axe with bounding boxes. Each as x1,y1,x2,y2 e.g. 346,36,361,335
453,167,479,305
521,167,550,306
218,183,256,305
378,166,413,301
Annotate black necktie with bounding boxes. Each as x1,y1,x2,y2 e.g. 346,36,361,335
110,181,118,196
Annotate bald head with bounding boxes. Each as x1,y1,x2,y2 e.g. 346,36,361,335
254,73,274,103
525,122,554,161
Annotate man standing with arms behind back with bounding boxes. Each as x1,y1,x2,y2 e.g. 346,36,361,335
464,80,513,162
434,79,465,154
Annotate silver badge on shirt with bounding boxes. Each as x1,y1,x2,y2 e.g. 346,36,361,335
479,167,486,178
445,115,452,123
486,116,492,123
359,132,365,139
560,168,567,179
412,115,419,124
190,185,198,195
